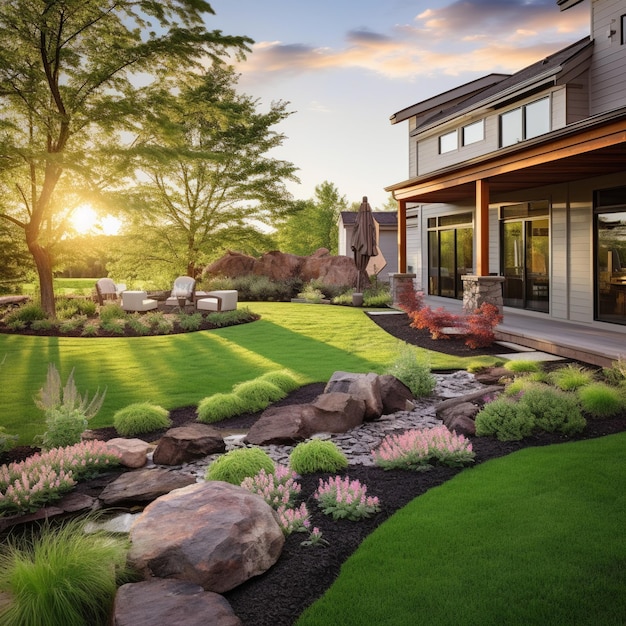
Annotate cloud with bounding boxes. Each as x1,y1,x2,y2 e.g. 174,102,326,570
235,0,589,83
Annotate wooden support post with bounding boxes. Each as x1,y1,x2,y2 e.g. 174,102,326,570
397,199,407,272
475,179,490,276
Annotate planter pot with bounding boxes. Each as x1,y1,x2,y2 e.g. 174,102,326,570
352,293,364,307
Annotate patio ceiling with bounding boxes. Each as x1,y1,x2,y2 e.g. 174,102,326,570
387,114,626,204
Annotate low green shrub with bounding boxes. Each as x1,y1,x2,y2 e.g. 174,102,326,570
55,297,97,320
204,447,275,485
3,302,47,325
297,283,325,303
0,426,18,455
59,316,87,334
504,360,543,373
289,439,348,474
205,308,257,328
30,318,57,332
232,379,286,412
602,356,626,386
578,383,625,418
80,322,100,337
177,312,203,331
549,364,595,391
201,275,300,302
113,403,171,436
504,377,541,397
98,303,126,322
519,384,586,435
363,292,392,307
258,370,300,393
384,345,435,398
126,316,152,336
475,397,536,441
99,318,126,335
0,518,133,626
196,393,246,423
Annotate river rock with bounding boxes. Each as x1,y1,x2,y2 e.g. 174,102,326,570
106,438,151,468
128,481,284,593
324,371,383,420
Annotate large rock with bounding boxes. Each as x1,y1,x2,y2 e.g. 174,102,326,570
378,375,415,414
99,468,196,506
324,371,383,421
106,438,150,469
204,248,360,287
153,423,225,466
128,481,284,593
439,402,479,436
113,579,241,626
245,392,367,445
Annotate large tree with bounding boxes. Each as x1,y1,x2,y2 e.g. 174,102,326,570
276,181,347,256
110,65,297,282
0,0,250,315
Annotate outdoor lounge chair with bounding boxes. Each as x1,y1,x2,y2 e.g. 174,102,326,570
121,290,158,312
196,290,238,312
95,278,124,305
164,276,196,308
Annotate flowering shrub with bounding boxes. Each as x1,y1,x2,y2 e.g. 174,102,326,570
373,426,475,471
240,465,301,509
314,475,381,521
0,441,122,516
275,502,311,535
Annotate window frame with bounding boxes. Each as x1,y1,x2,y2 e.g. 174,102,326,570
462,119,484,146
499,96,551,148
438,129,458,154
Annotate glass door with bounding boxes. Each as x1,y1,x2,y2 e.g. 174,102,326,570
502,217,549,312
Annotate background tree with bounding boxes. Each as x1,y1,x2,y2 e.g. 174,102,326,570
0,0,250,315
276,181,347,255
109,66,296,283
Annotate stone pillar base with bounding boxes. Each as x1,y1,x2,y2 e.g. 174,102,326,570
389,273,416,307
461,275,504,313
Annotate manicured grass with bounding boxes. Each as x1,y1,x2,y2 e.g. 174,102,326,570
0,303,500,444
297,432,626,626
20,278,99,296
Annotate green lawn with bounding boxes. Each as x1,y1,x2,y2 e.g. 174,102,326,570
0,303,500,444
298,432,626,626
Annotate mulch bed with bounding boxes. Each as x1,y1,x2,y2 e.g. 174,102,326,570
2,309,625,626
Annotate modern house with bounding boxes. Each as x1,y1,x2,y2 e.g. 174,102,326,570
386,0,626,334
338,211,398,282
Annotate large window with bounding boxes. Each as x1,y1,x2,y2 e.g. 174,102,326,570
462,120,484,146
439,130,458,154
595,186,626,325
500,97,550,147
428,213,473,299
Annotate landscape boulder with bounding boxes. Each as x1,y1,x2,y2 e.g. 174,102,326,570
113,579,241,626
99,468,196,506
105,438,150,468
377,374,415,414
128,481,284,593
153,423,226,466
438,402,479,436
324,371,383,421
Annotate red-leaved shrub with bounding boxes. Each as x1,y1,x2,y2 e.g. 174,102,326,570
464,302,502,348
409,306,460,339
396,282,424,314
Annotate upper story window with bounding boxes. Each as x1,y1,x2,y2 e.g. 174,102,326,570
439,129,458,154
462,119,484,146
500,96,550,148
621,14,626,45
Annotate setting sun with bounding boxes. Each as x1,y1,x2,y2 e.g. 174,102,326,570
70,204,121,236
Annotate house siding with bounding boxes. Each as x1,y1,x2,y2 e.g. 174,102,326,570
589,0,626,114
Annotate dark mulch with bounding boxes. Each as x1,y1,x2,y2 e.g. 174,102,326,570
2,310,625,626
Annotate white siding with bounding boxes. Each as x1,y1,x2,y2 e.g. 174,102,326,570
589,0,626,115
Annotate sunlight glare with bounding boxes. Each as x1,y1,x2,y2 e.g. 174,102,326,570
71,204,97,234
101,215,122,236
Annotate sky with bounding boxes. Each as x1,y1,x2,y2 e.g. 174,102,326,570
207,0,590,210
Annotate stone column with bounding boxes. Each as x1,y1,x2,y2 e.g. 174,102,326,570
461,275,504,313
389,273,416,307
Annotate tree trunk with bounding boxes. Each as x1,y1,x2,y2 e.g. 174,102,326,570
26,234,55,317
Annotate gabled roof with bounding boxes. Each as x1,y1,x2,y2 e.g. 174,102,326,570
339,211,397,227
397,37,592,135
557,0,586,10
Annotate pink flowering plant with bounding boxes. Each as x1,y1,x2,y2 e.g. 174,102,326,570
275,502,311,535
0,440,122,516
313,475,381,521
240,465,301,509
372,426,475,471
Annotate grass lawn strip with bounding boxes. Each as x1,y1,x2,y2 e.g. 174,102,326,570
297,432,626,626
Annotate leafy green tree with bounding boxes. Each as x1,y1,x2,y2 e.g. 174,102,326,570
276,181,347,255
112,66,297,282
0,0,250,315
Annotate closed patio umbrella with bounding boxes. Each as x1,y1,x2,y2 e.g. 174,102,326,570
351,196,379,293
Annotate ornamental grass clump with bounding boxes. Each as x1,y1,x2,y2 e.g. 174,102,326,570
475,396,536,441
0,518,133,626
385,345,435,398
259,370,301,394
289,439,348,475
204,447,275,485
0,441,122,516
578,382,625,418
504,360,543,374
232,379,286,412
549,363,595,391
314,475,380,521
113,403,171,437
373,426,475,471
197,392,246,423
